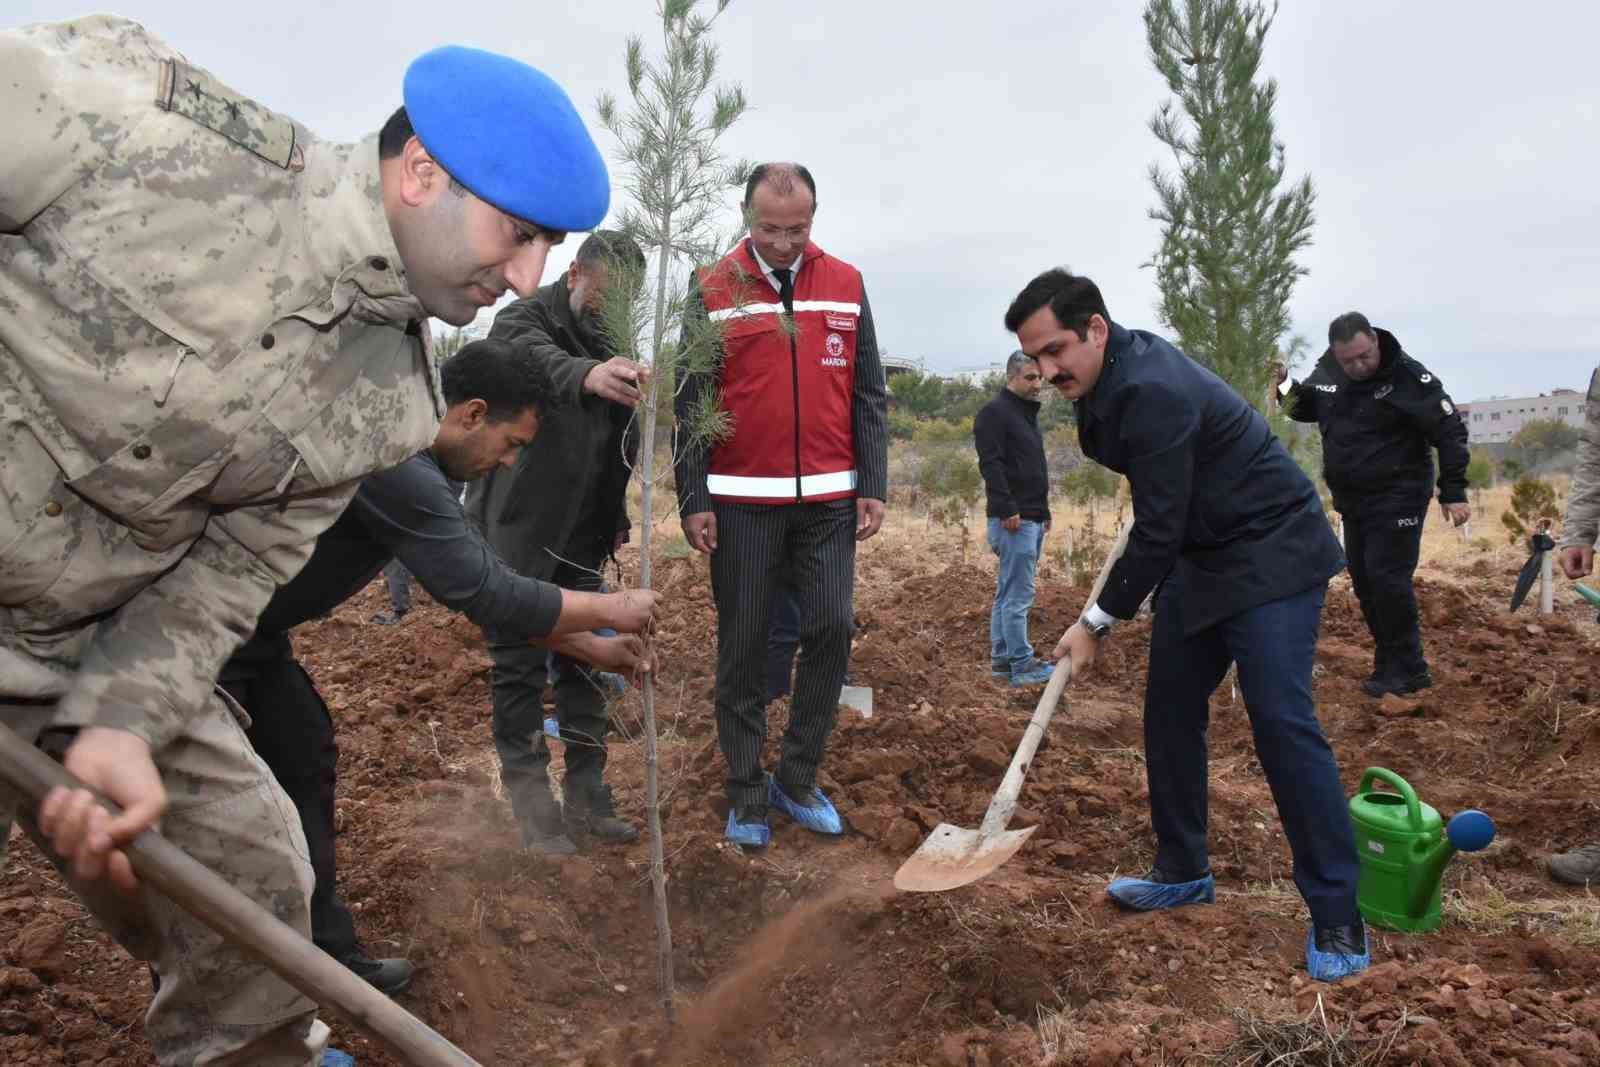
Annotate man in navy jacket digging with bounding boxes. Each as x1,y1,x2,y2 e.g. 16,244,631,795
1005,268,1368,982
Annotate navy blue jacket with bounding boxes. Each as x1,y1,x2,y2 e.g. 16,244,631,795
1079,324,1344,635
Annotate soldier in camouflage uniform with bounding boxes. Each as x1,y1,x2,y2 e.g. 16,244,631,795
1,15,609,1064
1548,365,1600,885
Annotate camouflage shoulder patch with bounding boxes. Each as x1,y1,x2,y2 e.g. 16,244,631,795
155,58,304,172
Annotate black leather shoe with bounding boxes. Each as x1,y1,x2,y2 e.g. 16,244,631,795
338,951,414,996
1312,923,1367,956
1361,671,1433,698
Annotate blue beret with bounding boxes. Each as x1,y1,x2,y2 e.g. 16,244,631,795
403,45,610,232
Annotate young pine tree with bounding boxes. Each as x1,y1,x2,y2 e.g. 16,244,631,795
1144,0,1315,411
595,0,750,1025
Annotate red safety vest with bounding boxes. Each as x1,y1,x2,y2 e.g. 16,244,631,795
698,240,864,505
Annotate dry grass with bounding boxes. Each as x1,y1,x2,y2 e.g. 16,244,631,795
1443,879,1600,947
1036,1000,1087,1062
1211,994,1405,1066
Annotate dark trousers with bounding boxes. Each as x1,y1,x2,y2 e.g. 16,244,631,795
382,559,412,614
1343,509,1427,679
220,658,358,959
765,579,802,702
712,500,855,810
486,560,612,809
1143,576,1360,927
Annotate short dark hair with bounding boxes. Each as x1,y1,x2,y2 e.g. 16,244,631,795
1328,311,1375,346
439,338,561,422
574,229,646,273
1005,350,1033,378
379,106,471,198
378,107,413,160
743,162,817,209
1004,268,1111,338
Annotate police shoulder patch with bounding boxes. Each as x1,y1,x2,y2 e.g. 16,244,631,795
156,59,304,172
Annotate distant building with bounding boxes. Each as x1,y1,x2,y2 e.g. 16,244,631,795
1459,389,1588,444
882,354,925,379
457,304,497,343
943,362,1006,385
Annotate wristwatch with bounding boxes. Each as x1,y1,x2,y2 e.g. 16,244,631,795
1083,618,1112,640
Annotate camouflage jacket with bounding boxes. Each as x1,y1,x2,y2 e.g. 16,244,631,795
0,16,443,747
1561,367,1600,549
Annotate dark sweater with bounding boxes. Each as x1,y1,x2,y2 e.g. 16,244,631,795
223,450,564,676
974,387,1052,523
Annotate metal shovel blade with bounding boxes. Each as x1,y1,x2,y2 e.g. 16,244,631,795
892,524,1131,896
892,822,1038,892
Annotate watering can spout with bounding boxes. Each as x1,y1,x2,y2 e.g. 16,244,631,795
1408,810,1496,919
1409,839,1458,919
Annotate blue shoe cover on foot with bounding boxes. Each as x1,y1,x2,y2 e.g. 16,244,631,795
1107,872,1215,911
724,808,770,849
767,775,844,835
1305,927,1370,982
322,1051,355,1067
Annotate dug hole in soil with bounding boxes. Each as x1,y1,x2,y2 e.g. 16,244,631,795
2,538,1598,1065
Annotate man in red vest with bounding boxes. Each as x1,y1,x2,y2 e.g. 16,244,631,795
675,163,889,849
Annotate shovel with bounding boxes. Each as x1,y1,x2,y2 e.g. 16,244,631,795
894,523,1130,893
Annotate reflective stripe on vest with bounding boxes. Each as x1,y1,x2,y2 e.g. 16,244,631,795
704,469,858,499
707,300,862,323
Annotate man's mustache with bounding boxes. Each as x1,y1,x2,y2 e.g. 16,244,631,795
1048,371,1073,386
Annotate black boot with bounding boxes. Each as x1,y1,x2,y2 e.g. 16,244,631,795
564,781,639,847
336,949,414,996
510,780,577,855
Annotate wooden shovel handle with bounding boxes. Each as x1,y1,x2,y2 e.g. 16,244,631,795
0,722,481,1067
977,523,1131,838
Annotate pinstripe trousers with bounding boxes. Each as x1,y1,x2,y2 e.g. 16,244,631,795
711,499,856,810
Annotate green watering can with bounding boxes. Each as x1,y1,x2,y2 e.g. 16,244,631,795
1349,768,1496,933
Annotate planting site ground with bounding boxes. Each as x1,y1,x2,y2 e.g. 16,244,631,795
2,509,1598,1066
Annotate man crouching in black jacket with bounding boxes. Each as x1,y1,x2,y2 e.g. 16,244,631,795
1006,268,1367,983
1277,312,1470,697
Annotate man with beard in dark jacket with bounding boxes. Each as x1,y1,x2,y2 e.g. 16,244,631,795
1008,268,1367,983
466,230,648,855
974,349,1053,687
1278,313,1470,697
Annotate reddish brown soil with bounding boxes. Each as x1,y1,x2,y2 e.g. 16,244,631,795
3,542,1598,1065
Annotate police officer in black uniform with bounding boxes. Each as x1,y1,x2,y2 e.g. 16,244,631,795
1279,312,1470,697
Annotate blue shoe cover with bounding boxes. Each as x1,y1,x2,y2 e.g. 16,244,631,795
543,716,560,739
322,1051,356,1067
1305,927,1370,982
1107,872,1215,911
724,808,770,849
768,775,844,835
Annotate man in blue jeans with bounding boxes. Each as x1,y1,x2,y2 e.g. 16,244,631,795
974,351,1053,687
1007,268,1368,983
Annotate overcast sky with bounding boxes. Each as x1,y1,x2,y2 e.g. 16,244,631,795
13,2,1598,402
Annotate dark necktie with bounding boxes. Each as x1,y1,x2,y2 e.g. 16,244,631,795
772,266,794,315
